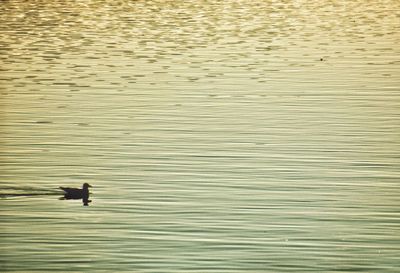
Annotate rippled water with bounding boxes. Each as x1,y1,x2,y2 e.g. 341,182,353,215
1,0,400,272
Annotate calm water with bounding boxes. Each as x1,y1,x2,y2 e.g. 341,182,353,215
1,0,400,272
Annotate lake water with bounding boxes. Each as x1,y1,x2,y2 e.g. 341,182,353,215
1,0,399,272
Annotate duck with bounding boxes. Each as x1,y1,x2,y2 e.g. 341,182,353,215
60,183,92,201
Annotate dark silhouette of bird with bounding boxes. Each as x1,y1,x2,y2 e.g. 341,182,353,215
60,183,92,205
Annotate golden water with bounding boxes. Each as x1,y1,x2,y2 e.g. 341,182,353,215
1,0,399,272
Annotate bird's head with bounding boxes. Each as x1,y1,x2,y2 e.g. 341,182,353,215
83,183,92,188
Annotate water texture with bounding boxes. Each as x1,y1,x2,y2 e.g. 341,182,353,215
1,0,399,272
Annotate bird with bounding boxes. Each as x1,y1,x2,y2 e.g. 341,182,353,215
60,183,92,202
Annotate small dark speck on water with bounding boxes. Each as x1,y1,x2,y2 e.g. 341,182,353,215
35,121,53,124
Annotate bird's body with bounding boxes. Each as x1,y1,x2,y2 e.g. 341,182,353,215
60,183,91,202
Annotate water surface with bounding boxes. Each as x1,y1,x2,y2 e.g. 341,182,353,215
1,0,400,272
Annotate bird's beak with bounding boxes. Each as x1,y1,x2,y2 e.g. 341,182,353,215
88,184,92,187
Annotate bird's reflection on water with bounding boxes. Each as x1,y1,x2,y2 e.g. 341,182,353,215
60,195,92,206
